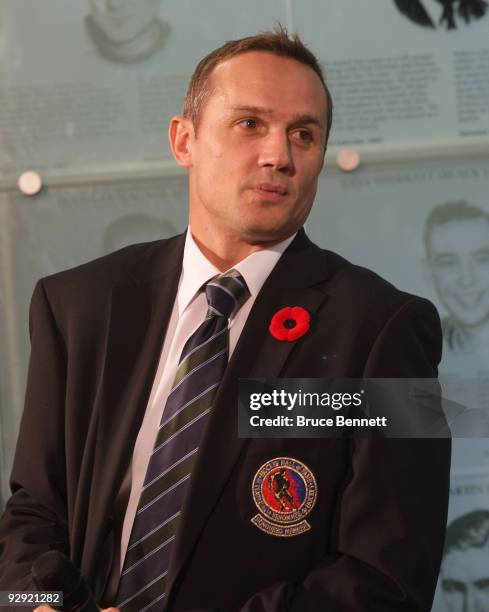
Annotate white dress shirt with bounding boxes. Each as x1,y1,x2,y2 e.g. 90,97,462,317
103,227,296,602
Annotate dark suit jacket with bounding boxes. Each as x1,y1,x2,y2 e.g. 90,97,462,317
0,229,451,611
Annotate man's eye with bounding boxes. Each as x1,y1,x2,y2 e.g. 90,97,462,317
474,251,489,264
475,578,489,592
442,579,465,594
291,130,313,143
239,119,257,129
433,255,458,267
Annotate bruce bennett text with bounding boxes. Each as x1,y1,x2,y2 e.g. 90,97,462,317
249,415,388,428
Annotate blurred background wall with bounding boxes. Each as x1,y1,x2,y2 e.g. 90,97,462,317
1,2,489,609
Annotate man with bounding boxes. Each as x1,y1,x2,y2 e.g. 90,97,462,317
0,27,450,611
424,201,489,351
441,510,489,612
86,0,169,64
393,0,488,30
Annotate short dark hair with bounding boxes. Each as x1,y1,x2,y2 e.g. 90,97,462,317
183,24,333,148
424,201,489,257
444,509,489,556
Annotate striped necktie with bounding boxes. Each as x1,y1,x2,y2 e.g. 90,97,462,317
116,270,249,612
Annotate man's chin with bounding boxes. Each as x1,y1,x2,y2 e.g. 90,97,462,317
239,223,299,245
450,311,489,328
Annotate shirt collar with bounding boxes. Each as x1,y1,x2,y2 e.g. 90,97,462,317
178,227,297,317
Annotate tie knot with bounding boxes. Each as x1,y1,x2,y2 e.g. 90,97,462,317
205,270,249,319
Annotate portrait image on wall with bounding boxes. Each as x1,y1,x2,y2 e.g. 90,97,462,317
440,509,489,612
393,0,488,29
85,0,171,64
424,201,489,352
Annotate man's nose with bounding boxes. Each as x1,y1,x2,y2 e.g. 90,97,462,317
457,257,477,287
257,131,294,173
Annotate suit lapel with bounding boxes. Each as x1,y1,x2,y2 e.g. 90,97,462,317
82,234,186,580
166,229,335,597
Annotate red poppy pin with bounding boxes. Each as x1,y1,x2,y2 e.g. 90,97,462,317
269,306,310,342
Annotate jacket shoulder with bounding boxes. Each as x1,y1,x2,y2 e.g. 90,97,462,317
31,234,183,330
41,234,180,295
311,242,438,324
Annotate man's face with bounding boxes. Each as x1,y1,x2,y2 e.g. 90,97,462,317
186,51,328,245
89,0,161,43
442,547,489,612
428,218,489,327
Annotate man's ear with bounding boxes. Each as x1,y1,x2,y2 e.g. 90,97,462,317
168,116,194,168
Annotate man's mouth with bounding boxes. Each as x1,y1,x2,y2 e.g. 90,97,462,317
452,289,486,309
254,182,287,194
250,183,288,201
